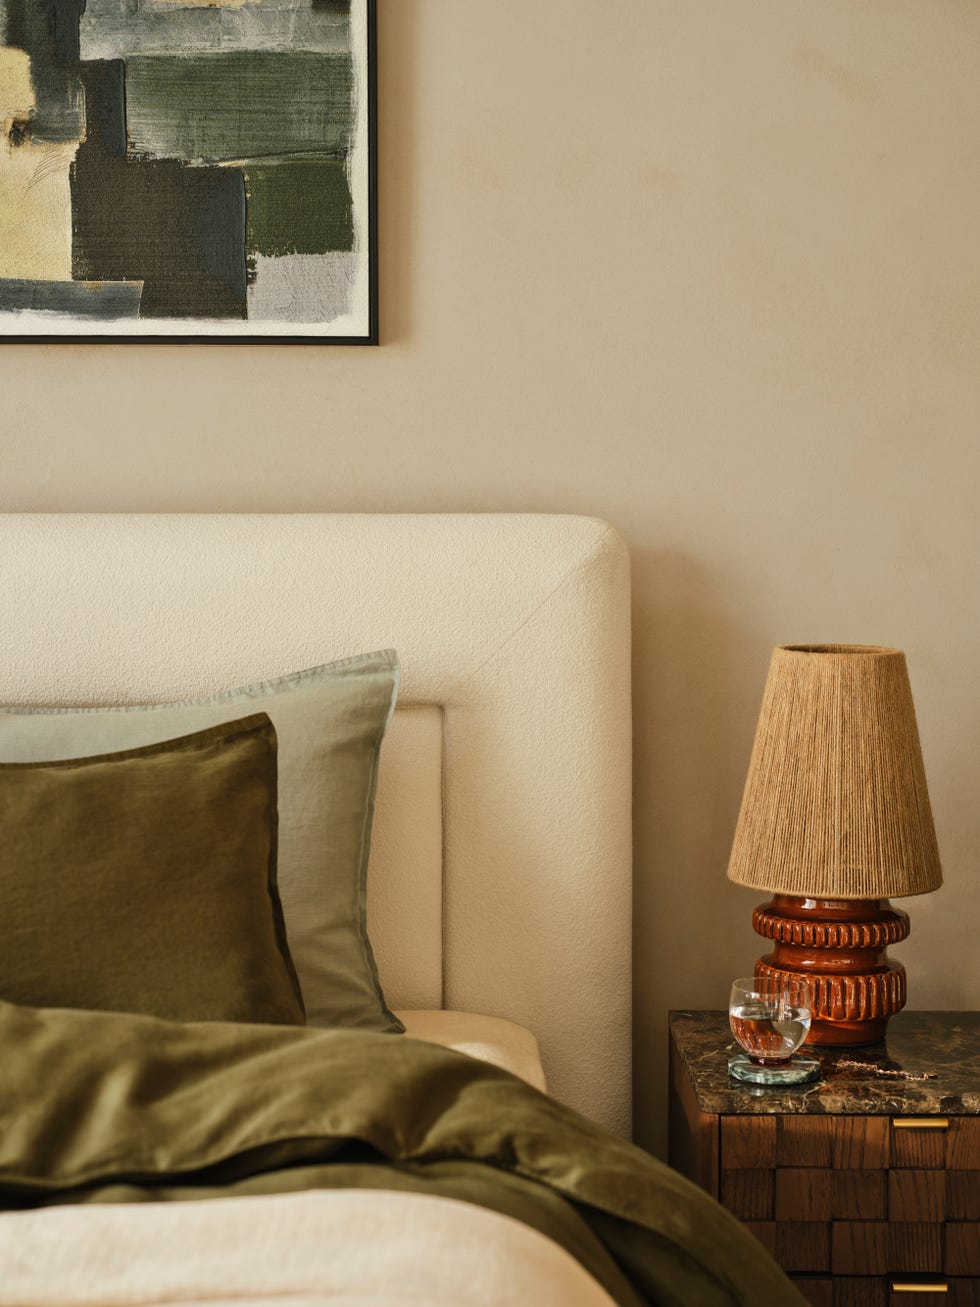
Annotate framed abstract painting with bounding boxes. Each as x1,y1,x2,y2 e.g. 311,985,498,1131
0,0,377,343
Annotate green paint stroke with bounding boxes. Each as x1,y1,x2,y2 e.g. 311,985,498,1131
245,158,353,256
125,52,354,164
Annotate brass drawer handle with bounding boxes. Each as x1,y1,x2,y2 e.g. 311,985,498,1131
892,1117,949,1130
891,1285,948,1294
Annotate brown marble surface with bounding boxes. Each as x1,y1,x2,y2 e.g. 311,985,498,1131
669,1009,980,1116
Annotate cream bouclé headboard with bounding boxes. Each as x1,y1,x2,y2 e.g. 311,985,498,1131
0,514,633,1136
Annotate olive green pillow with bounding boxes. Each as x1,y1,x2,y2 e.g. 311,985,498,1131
0,651,401,1033
0,713,305,1026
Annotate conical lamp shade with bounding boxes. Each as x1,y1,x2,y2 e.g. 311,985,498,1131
727,644,942,900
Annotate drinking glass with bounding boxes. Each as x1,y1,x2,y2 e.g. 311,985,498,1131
728,974,820,1086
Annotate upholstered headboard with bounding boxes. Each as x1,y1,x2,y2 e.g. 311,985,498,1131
0,514,632,1135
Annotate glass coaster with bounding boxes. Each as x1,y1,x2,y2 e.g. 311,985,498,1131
728,1052,820,1086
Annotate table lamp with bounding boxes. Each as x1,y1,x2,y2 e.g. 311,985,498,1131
726,644,942,1046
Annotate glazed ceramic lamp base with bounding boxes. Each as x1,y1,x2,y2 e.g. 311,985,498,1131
752,894,910,1047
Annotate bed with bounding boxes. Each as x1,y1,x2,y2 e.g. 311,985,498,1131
0,513,803,1306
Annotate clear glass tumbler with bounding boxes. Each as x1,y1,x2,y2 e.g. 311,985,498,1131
728,974,820,1086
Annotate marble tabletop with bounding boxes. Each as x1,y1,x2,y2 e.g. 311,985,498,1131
669,1009,980,1116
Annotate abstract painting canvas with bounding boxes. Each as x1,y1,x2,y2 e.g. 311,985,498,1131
0,0,376,342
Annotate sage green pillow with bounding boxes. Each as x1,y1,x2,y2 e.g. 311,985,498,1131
0,714,305,1025
0,651,401,1033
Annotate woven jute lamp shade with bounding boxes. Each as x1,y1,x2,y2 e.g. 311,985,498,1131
727,644,942,900
727,644,942,1046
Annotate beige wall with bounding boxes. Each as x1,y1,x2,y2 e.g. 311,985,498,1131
3,0,978,1154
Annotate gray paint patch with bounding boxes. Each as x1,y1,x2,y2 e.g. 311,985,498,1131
79,0,350,61
246,253,354,324
0,278,142,318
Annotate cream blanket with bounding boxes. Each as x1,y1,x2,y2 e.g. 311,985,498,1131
0,1190,616,1307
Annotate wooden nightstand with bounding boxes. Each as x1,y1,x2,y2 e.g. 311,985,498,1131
668,1010,980,1306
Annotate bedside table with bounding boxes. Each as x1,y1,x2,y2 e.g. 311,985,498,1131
668,1010,980,1306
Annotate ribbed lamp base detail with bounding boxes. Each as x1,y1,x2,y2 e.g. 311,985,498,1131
752,894,910,1047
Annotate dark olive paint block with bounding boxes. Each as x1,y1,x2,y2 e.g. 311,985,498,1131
245,159,354,257
125,51,355,164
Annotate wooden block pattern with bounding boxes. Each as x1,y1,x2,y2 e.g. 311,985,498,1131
887,1221,943,1272
890,1125,947,1169
834,1117,890,1169
946,1169,980,1218
721,1115,776,1168
888,1169,946,1222
790,1276,833,1306
742,1220,776,1257
949,1117,980,1169
776,1168,832,1221
833,1221,890,1275
834,1278,887,1307
945,1222,980,1275
832,1170,887,1220
720,1168,773,1220
948,1280,980,1307
779,1117,834,1167
775,1220,831,1273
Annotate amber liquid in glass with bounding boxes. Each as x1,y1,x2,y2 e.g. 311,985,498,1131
730,1004,810,1066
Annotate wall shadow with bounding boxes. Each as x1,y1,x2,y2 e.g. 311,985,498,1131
377,0,418,345
629,547,769,1156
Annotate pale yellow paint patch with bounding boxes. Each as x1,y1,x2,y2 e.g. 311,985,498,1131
0,46,34,123
1,47,77,280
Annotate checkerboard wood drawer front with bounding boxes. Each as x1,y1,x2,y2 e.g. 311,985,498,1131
719,1115,980,1294
667,1015,980,1307
791,1278,980,1305
949,1119,980,1168
949,1173,980,1218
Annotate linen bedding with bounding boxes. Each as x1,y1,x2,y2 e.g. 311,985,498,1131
0,1191,620,1306
0,650,402,1033
0,517,801,1304
0,999,806,1306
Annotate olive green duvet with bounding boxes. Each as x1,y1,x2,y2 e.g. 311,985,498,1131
0,999,804,1306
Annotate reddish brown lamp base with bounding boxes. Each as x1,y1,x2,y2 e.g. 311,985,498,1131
752,894,910,1047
